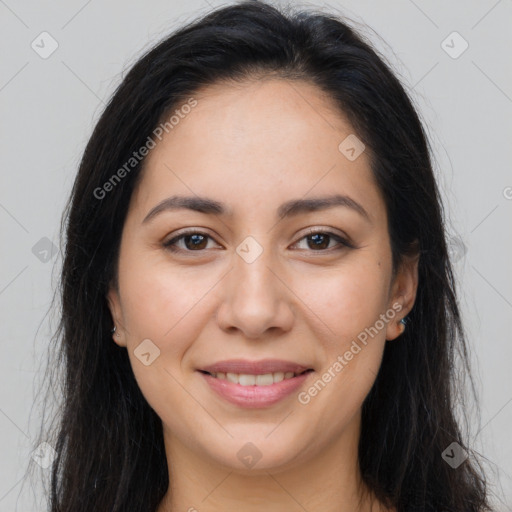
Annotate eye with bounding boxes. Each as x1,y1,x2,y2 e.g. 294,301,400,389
163,230,221,253
292,228,353,251
162,228,354,254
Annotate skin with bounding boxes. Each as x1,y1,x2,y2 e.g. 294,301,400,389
107,78,419,512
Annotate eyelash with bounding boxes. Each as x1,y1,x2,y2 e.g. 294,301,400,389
162,228,355,254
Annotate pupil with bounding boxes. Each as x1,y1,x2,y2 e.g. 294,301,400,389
309,233,328,250
186,234,206,250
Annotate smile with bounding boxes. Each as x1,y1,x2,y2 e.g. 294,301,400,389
198,369,314,408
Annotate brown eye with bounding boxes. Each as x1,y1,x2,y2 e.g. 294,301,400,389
293,229,353,251
163,228,353,255
163,231,217,252
305,232,331,250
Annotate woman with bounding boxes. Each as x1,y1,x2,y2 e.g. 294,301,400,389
38,1,491,510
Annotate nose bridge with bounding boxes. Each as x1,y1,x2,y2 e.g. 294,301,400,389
233,235,280,307
217,235,293,337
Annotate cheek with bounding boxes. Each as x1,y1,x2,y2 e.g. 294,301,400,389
116,253,212,415
290,255,391,415
292,257,391,345
118,248,218,355
321,264,392,388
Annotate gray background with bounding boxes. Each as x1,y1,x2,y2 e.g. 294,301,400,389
1,0,511,510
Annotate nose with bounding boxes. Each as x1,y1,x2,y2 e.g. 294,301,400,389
215,245,294,339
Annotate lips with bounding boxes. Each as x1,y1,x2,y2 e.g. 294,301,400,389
199,367,313,408
199,358,312,376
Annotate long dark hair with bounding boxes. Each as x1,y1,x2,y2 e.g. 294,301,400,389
31,1,492,510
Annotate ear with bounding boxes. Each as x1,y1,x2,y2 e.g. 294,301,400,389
385,250,420,341
107,285,126,347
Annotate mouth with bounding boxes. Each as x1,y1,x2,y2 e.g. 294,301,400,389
196,359,315,407
198,368,314,386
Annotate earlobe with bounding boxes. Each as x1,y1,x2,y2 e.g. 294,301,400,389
386,251,420,341
385,297,408,340
386,315,407,341
106,287,126,347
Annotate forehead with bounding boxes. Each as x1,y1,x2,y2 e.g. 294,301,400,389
131,78,385,225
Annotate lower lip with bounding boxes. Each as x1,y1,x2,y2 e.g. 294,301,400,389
199,371,312,408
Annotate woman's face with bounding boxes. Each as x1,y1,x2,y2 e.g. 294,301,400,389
108,78,418,472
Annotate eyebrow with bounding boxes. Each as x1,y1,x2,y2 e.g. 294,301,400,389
142,194,371,224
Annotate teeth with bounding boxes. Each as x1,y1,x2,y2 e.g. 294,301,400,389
214,371,301,386
239,374,256,386
226,372,238,384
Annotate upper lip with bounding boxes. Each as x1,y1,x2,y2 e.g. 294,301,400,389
199,359,313,375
